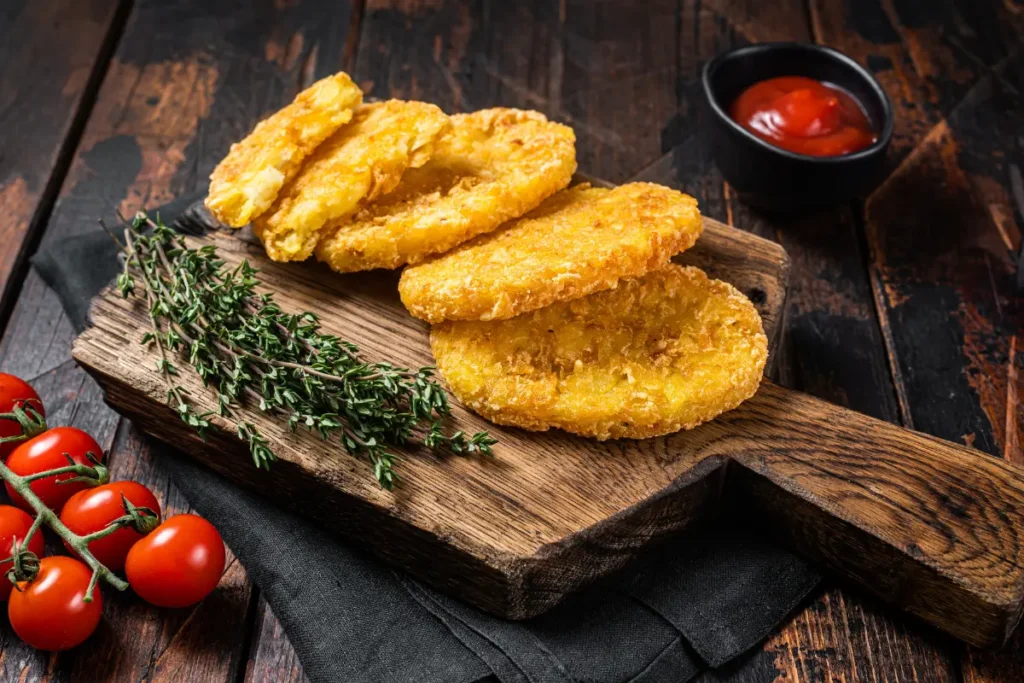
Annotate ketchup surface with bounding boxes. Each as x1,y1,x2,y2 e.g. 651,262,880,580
729,76,877,157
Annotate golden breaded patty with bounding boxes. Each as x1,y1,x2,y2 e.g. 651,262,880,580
206,72,363,228
399,183,702,323
431,265,766,440
314,108,576,272
253,100,450,262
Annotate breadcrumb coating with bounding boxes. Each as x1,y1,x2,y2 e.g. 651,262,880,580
399,183,702,323
314,108,576,272
206,72,363,228
253,100,450,262
430,265,767,439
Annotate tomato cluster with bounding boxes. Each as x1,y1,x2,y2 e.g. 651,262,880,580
0,373,226,651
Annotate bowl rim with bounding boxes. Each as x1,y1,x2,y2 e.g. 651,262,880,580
702,42,895,164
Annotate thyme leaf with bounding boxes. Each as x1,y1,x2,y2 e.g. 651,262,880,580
115,212,495,489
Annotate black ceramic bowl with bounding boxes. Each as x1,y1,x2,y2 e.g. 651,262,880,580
702,43,893,211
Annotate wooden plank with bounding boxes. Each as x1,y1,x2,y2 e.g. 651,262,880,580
354,0,680,179
558,0,680,181
0,0,358,680
809,0,1024,163
632,1,958,680
862,89,1024,462
740,588,959,683
812,1,1024,680
0,0,125,327
244,598,308,683
356,0,567,112
963,627,1024,683
843,10,1024,683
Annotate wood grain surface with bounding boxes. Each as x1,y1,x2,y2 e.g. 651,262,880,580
75,219,1024,647
0,0,1023,680
0,0,125,326
807,2,1024,681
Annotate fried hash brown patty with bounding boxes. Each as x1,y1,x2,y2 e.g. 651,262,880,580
253,100,450,262
206,72,363,228
314,108,576,272
430,265,767,439
399,183,702,323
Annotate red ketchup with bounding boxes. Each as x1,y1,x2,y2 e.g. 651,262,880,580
729,76,877,157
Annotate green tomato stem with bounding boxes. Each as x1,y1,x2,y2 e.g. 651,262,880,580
0,405,47,446
21,513,44,549
0,458,128,600
79,524,125,544
78,506,158,543
85,570,100,604
23,463,108,485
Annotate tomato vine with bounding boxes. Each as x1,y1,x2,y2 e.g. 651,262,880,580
0,409,158,601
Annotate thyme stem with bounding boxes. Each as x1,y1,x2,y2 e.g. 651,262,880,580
116,212,496,489
124,228,190,414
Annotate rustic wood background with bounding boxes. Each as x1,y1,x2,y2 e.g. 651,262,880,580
0,0,1022,681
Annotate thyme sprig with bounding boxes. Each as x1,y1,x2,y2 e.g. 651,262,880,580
114,212,496,489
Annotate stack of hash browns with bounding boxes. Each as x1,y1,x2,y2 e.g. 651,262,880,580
206,71,767,441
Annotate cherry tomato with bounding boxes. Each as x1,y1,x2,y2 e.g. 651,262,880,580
0,373,44,460
5,427,105,513
9,556,102,651
60,481,161,572
126,514,225,608
0,505,45,601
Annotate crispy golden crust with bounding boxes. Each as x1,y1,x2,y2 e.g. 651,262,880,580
252,101,451,262
314,108,576,272
431,265,767,440
205,72,363,228
399,183,702,323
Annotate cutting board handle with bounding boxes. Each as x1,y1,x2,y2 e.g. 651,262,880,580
709,381,1024,647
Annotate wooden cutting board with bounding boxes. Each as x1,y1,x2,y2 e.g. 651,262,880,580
72,207,1024,649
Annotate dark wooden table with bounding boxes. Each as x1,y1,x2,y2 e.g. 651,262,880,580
1,0,1022,680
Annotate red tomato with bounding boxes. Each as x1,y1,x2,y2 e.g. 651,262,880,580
0,373,44,460
60,481,161,572
5,427,106,513
0,505,45,601
125,514,225,608
8,556,102,651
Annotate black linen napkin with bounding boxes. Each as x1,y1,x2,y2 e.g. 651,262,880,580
33,197,821,683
